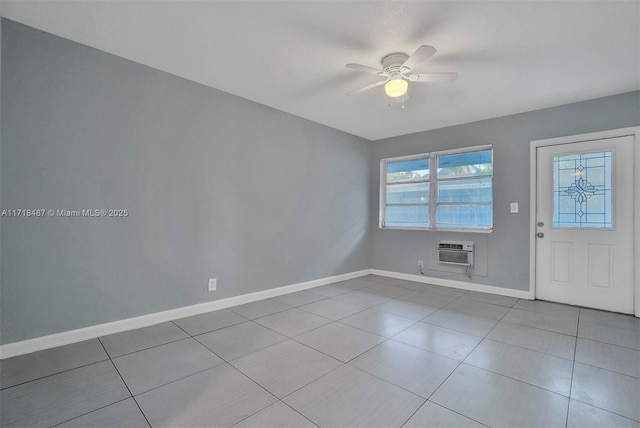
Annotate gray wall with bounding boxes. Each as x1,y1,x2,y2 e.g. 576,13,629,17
1,20,371,344
0,17,3,331
371,91,640,291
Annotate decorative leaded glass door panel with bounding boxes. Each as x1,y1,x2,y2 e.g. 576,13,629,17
536,136,634,313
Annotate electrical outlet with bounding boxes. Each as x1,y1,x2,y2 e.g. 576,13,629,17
418,260,424,270
510,202,519,213
208,278,217,292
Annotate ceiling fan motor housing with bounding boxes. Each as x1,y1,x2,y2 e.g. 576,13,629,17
382,53,410,77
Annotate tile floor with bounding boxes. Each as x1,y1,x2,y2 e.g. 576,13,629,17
1,275,639,427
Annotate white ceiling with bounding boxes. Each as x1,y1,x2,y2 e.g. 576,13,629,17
2,1,639,141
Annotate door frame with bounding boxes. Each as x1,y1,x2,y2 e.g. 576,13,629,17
529,127,640,317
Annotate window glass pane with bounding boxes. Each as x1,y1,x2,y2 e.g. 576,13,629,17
437,178,492,203
387,182,429,204
438,150,492,178
386,205,429,228
387,158,429,183
436,204,493,229
553,151,612,228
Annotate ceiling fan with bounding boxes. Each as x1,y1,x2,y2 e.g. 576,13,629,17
345,45,458,98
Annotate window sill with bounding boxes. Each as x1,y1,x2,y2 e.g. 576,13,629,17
380,226,493,234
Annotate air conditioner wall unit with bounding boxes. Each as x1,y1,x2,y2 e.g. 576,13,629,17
438,241,474,266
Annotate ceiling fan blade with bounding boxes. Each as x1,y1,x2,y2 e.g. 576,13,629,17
401,45,437,71
346,79,386,96
345,63,384,75
408,72,458,83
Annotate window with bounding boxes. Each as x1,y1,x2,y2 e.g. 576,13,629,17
380,145,493,232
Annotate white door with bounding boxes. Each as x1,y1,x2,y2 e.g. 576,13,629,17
536,135,635,313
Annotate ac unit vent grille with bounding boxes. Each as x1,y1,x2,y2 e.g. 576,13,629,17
439,250,471,265
439,243,464,250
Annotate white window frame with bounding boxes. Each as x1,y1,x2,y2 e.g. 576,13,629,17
380,144,493,233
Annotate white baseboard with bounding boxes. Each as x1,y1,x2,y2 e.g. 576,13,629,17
370,269,532,300
0,269,370,359
0,268,533,359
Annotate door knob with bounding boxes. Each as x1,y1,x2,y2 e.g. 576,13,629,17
537,222,544,227
537,232,544,238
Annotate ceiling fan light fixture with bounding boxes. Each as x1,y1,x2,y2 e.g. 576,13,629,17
384,78,408,98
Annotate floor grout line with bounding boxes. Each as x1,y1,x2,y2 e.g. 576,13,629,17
0,356,111,392
405,401,493,428
104,335,192,359
96,337,153,428
48,397,135,427
411,296,539,428
569,396,640,424
565,310,580,428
